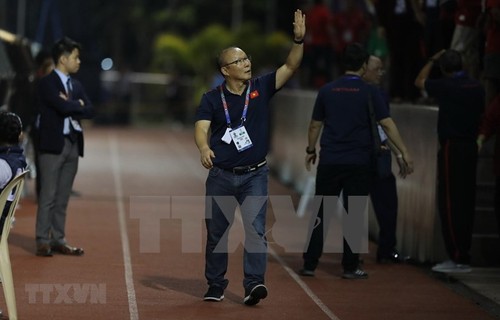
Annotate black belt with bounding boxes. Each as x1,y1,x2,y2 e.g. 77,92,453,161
65,128,79,143
223,160,267,175
64,135,76,143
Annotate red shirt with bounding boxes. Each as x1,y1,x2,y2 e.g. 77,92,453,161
306,4,334,46
455,0,482,27
486,0,500,53
332,8,370,53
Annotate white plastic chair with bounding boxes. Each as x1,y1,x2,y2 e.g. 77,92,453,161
0,171,28,320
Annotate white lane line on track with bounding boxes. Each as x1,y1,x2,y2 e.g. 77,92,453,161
168,131,340,319
268,247,340,320
109,134,139,320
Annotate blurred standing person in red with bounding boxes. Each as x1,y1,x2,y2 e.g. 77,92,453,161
305,0,335,88
331,0,372,81
332,0,371,55
450,0,483,79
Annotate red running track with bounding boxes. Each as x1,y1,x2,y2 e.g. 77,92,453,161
3,127,495,320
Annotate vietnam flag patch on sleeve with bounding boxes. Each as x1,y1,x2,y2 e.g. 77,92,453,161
250,90,259,99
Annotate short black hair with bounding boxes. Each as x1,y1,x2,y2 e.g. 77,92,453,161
51,37,82,64
439,49,463,74
342,43,369,72
0,111,22,145
216,46,239,75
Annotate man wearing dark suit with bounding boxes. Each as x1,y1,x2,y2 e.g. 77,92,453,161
35,37,94,257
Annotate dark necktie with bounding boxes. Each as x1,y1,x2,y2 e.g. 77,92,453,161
66,77,78,142
66,78,73,99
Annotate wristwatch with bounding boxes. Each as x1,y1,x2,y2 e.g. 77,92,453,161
306,147,316,154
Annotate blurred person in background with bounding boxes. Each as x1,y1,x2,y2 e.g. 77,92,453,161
449,0,483,79
304,0,335,88
415,49,485,273
30,49,54,198
363,55,408,264
0,111,27,234
375,0,425,103
0,110,27,319
332,0,372,70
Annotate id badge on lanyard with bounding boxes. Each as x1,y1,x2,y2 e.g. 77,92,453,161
229,125,253,152
219,83,253,152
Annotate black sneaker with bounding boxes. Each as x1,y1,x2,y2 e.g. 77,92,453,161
342,268,368,279
243,284,268,306
376,251,401,264
298,269,315,277
203,286,224,302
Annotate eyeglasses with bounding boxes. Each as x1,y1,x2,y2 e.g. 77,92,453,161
222,56,251,67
